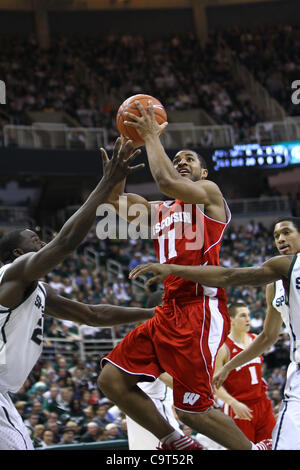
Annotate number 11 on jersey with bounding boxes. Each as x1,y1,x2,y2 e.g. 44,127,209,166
158,228,178,263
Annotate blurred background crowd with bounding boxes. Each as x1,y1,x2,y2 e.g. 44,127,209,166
1,23,299,146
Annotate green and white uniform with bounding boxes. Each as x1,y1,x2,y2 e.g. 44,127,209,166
0,263,46,450
272,254,300,450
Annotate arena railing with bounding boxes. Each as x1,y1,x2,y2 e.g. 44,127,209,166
3,122,235,149
0,206,35,230
228,196,290,215
40,439,128,450
3,124,108,150
255,119,300,144
160,123,235,148
42,333,122,362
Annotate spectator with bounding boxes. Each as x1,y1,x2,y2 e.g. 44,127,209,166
105,423,122,440
92,404,112,429
40,429,56,448
80,422,101,443
60,427,77,445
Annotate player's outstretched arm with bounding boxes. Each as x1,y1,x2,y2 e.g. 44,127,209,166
129,256,292,287
43,284,155,326
4,138,144,283
213,283,283,390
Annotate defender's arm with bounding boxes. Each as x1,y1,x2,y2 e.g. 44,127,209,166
43,284,154,326
213,283,283,389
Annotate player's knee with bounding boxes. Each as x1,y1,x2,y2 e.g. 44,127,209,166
98,363,116,395
97,362,124,399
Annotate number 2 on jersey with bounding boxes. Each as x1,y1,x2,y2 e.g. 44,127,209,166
158,228,177,263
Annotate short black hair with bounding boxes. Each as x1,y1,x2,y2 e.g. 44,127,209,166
0,229,25,264
173,150,208,169
272,216,300,234
195,152,207,170
228,301,248,319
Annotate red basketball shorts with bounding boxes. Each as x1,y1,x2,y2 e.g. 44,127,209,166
102,296,230,413
222,394,276,442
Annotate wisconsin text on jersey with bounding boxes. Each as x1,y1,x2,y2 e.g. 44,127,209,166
152,210,193,235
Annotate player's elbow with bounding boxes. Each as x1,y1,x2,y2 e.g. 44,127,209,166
261,330,278,349
56,234,79,256
154,173,179,194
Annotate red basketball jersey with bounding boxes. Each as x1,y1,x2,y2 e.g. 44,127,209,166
223,334,267,403
152,199,231,300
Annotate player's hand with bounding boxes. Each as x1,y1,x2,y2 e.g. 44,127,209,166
129,262,173,286
213,366,230,390
230,400,253,421
100,137,144,183
124,100,168,141
120,134,142,150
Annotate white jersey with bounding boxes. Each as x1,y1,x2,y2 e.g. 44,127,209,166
272,279,290,330
270,254,300,450
286,254,300,363
0,264,46,393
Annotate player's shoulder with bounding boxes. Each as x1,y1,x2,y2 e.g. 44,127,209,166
194,179,222,193
194,180,225,207
219,340,231,359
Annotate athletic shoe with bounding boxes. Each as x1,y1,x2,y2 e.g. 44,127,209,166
255,439,273,450
158,436,203,450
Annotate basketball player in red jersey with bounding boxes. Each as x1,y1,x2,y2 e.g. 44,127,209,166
98,101,271,450
214,302,276,443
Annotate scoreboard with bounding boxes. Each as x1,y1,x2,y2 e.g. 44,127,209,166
212,141,300,171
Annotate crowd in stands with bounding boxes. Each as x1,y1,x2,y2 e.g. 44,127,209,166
2,25,299,148
6,219,290,448
222,24,300,117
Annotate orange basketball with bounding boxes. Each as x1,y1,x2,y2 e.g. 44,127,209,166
116,94,167,146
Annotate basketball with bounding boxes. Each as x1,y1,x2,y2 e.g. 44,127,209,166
116,94,167,146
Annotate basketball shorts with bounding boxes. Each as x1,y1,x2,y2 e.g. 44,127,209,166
223,393,276,443
0,391,34,450
102,296,230,413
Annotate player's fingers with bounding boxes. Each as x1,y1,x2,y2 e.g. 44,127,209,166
127,163,145,174
147,100,155,118
120,134,128,145
124,111,142,122
112,136,122,159
135,100,148,118
119,138,134,158
160,122,169,132
129,267,147,279
213,376,224,389
124,120,140,128
146,275,161,287
100,147,109,163
125,148,141,163
129,263,151,278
